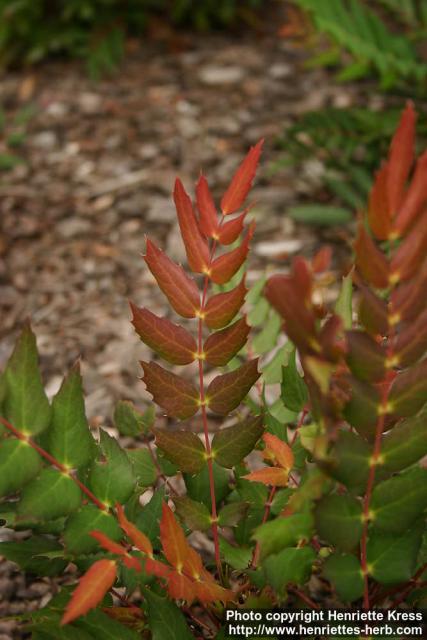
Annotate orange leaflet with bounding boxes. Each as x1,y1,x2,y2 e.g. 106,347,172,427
262,433,294,470
196,174,219,238
144,239,200,318
168,572,197,603
173,178,210,273
206,358,260,415
116,504,153,556
61,559,117,625
220,139,263,215
368,163,391,240
203,317,250,366
217,210,247,245
312,246,332,274
90,531,142,572
210,222,255,285
130,303,197,365
395,150,427,234
387,101,416,215
243,466,290,487
353,223,389,289
390,214,427,281
160,502,204,579
141,361,200,420
204,277,247,330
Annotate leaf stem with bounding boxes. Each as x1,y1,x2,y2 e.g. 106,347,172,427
0,416,108,511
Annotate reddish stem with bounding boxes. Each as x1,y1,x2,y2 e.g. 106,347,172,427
0,416,107,511
288,585,319,609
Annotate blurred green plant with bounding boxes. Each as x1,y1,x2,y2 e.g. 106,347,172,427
0,104,35,171
0,0,263,78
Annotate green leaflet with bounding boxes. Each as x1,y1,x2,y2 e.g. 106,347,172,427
218,501,248,527
323,553,364,602
142,588,193,640
281,347,308,412
219,538,252,570
0,536,67,577
3,324,51,435
114,400,154,436
381,413,427,472
184,461,231,510
153,429,205,474
326,430,370,494
367,521,424,585
47,364,94,469
288,204,352,226
17,468,81,521
315,493,363,552
0,439,42,497
63,505,122,555
371,467,427,533
212,415,264,468
173,496,211,532
132,487,165,548
127,448,157,487
88,430,135,506
335,273,353,330
263,547,316,593
252,512,314,559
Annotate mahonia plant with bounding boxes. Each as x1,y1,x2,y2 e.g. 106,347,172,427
0,106,426,638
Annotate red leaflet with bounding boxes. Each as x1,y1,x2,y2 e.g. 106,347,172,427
395,150,427,234
221,139,263,215
145,557,171,579
174,178,210,273
393,308,427,367
391,260,427,322
387,101,416,215
312,246,332,274
141,361,199,420
354,223,389,289
217,210,247,245
358,281,388,336
368,163,391,240
196,174,218,238
160,503,204,579
144,239,200,318
206,359,260,415
210,222,255,285
390,214,427,282
131,303,197,365
204,317,250,366
116,504,153,556
243,467,290,487
262,433,294,470
61,559,117,625
204,277,247,329
345,330,386,382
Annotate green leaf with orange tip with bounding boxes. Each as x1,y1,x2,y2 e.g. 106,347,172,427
47,363,94,469
3,323,51,435
196,173,218,238
381,413,427,472
63,505,122,556
395,149,427,234
0,439,42,497
61,559,117,625
173,496,211,532
220,139,263,215
212,415,263,468
204,277,247,329
207,359,260,415
144,239,200,318
204,317,250,366
173,178,210,273
354,223,389,289
153,429,205,474
131,303,197,365
141,361,199,420
388,359,427,418
88,430,135,506
17,468,82,521
210,223,255,285
217,210,247,245
345,330,385,382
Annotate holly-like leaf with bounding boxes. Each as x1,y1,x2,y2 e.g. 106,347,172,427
219,538,252,570
4,323,51,435
17,468,81,521
354,224,389,289
389,359,427,417
143,588,193,640
207,359,260,415
184,462,231,510
144,239,200,318
141,361,199,420
395,149,427,234
326,430,370,493
116,504,153,556
381,413,427,472
196,174,218,239
345,331,385,382
262,433,294,470
263,547,315,593
61,559,117,625
127,448,157,487
88,430,135,506
218,502,248,527
154,429,206,474
281,347,308,412
371,467,427,533
0,536,67,578
0,439,42,497
204,277,247,329
217,210,247,245
367,521,423,585
211,415,263,468
114,401,154,437
315,494,363,552
173,178,210,273
133,487,164,547
244,467,290,487
209,223,255,285
323,553,364,602
221,139,263,215
252,512,313,559
131,304,197,365
204,317,250,366
173,496,211,532
64,505,122,556
47,363,94,469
